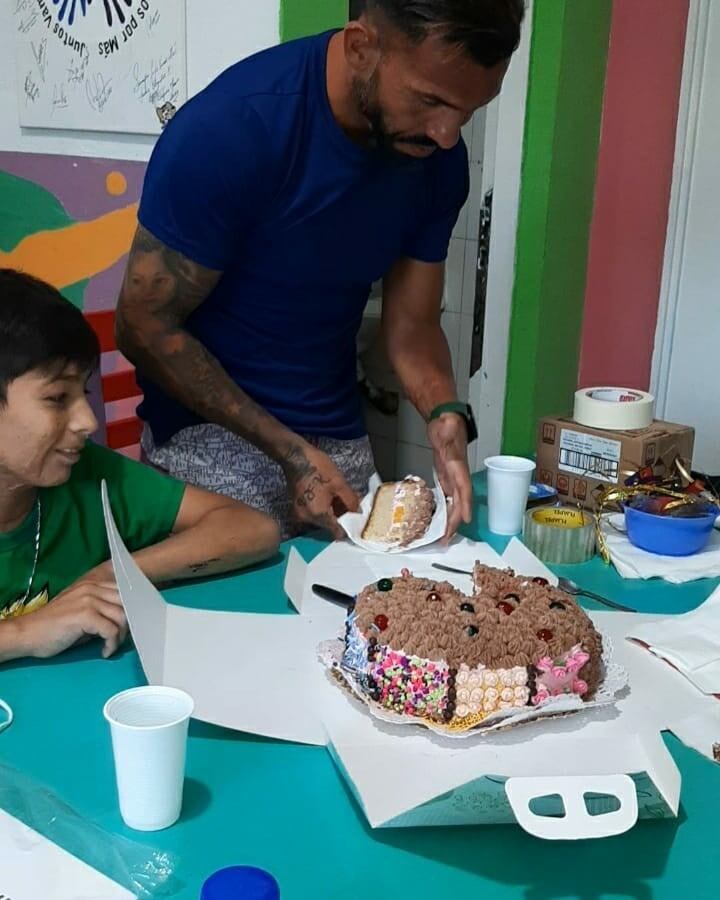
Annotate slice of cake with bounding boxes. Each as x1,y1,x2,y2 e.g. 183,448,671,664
341,566,603,730
361,476,435,546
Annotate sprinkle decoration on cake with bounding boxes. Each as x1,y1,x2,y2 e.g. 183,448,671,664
340,564,603,731
361,476,436,546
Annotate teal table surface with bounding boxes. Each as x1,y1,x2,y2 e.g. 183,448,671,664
2,479,720,900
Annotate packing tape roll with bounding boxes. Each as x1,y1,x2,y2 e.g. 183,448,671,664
573,387,654,431
522,507,596,565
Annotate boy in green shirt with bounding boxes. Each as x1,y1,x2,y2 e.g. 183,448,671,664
0,269,280,663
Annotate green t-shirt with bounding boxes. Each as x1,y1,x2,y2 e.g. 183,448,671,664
0,442,185,616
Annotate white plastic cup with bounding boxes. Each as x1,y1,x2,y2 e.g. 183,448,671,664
484,455,536,535
104,686,194,832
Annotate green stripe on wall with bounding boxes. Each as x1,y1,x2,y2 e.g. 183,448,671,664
502,0,612,455
280,0,347,42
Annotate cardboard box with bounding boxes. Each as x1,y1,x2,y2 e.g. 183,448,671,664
536,416,695,510
102,487,720,840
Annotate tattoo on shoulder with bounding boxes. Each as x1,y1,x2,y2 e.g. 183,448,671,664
121,225,221,322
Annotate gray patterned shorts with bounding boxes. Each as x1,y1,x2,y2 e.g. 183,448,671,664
142,424,376,540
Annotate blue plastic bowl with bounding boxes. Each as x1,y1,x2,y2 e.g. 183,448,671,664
623,503,719,557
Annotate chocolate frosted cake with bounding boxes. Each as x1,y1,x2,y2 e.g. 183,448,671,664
341,565,603,729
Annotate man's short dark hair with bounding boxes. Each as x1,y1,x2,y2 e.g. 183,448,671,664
352,0,525,68
0,269,100,404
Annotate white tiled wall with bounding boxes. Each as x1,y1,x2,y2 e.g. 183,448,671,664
362,111,486,481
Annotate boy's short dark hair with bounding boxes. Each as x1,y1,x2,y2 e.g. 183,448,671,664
0,269,100,404
352,0,525,68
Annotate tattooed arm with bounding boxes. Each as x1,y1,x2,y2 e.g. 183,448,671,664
116,225,359,536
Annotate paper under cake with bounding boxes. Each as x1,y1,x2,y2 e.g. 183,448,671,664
361,476,436,546
341,564,603,729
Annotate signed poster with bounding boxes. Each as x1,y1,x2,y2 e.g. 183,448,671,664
13,0,187,134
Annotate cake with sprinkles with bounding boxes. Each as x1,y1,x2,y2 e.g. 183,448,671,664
341,565,603,729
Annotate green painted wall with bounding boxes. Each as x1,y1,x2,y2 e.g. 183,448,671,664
280,0,347,42
0,170,86,309
502,0,612,455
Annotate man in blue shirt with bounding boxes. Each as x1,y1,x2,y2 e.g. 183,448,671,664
116,0,524,539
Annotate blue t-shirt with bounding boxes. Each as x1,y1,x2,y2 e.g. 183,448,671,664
138,31,469,443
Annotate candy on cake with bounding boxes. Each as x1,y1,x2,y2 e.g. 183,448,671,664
341,565,603,729
361,476,436,546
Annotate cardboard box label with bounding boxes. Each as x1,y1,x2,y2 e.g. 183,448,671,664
559,429,622,483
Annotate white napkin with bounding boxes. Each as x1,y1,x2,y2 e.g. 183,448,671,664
628,585,720,693
601,514,720,583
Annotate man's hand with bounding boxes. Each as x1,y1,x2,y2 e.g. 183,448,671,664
282,443,360,539
14,578,127,660
428,413,474,540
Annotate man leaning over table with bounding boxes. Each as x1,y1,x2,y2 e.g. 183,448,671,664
0,270,280,664
115,0,525,541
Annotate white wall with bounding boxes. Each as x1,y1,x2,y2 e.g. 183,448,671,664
470,0,533,471
652,0,720,472
0,1,279,160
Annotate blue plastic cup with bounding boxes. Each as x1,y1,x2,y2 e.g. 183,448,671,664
201,867,280,900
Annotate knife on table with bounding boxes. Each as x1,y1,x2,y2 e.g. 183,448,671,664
311,584,355,609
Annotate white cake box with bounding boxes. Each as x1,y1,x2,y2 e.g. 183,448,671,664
101,485,720,839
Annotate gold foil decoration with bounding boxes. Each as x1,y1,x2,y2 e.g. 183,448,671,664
594,456,719,564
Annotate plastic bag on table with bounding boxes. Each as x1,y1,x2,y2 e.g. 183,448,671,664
0,761,181,897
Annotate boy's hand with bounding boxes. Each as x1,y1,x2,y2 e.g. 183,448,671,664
16,578,127,660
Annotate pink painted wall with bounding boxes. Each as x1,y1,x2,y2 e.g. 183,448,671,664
578,0,690,390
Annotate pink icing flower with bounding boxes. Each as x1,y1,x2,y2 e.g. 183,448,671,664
551,666,567,679
566,652,589,674
537,657,554,672
532,688,550,706
572,679,588,695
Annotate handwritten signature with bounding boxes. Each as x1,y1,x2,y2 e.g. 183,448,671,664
132,45,180,106
52,83,69,111
15,0,29,12
86,73,113,113
31,38,48,82
67,54,89,86
146,8,160,31
17,11,38,33
24,72,40,103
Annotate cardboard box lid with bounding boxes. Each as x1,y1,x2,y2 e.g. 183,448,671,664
539,416,695,443
101,485,720,839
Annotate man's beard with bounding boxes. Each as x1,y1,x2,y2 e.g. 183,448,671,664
351,73,438,160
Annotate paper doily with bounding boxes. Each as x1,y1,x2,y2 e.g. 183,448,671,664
319,633,627,740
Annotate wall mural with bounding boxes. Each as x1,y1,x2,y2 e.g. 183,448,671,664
0,152,146,443
0,151,144,311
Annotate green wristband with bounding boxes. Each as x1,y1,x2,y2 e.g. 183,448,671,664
428,402,478,443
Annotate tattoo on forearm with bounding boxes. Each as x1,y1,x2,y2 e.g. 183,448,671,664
116,225,288,455
188,558,222,575
282,445,331,510
282,445,315,479
296,473,331,508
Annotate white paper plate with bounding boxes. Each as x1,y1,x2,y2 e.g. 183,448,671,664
338,472,447,554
